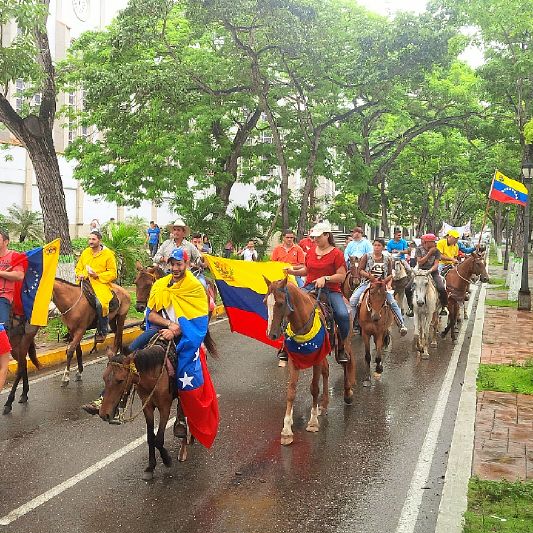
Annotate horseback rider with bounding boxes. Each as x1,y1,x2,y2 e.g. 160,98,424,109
153,218,200,273
75,230,117,343
344,226,372,268
405,234,448,317
0,229,25,392
386,227,412,274
349,238,408,336
271,229,305,288
436,229,461,273
283,221,350,364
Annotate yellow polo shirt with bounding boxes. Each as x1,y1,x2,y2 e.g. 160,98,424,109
436,239,459,266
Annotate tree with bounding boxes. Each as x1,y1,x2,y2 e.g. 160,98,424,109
5,204,43,242
0,0,72,253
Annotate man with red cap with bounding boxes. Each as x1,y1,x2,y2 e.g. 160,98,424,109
405,234,448,316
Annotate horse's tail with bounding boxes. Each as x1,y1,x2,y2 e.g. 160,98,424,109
204,329,219,358
28,341,41,370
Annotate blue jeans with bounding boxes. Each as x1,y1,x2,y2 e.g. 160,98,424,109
128,326,161,352
0,297,11,331
302,285,350,341
349,283,404,327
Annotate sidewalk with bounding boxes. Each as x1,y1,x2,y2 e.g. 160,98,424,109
472,261,533,482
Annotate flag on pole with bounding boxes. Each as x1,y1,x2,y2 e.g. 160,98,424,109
203,256,295,349
489,170,529,206
11,239,60,326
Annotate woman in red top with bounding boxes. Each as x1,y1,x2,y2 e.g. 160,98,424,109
285,221,349,363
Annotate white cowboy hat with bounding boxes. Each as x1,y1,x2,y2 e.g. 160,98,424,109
310,221,332,237
168,217,190,237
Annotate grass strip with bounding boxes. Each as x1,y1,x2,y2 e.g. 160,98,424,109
485,298,516,307
477,361,533,395
464,478,533,532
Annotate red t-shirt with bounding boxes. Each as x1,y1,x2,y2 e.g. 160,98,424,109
0,251,24,304
271,244,305,266
299,237,315,254
305,247,345,293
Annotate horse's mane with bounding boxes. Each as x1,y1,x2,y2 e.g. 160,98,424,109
54,277,79,287
134,345,165,373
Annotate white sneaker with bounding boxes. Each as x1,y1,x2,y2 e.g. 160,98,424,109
400,326,407,337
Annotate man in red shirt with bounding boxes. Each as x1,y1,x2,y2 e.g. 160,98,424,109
298,232,315,255
0,229,25,392
271,230,305,287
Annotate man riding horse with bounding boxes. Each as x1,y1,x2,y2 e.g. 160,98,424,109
75,230,117,343
386,227,412,275
405,234,448,317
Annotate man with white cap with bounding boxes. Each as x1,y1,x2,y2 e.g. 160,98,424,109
153,217,200,272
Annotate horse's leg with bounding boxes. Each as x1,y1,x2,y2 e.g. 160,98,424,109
306,364,322,433
343,337,355,404
142,403,157,481
319,358,329,414
19,357,29,403
450,301,458,341
362,331,372,387
375,336,384,376
62,330,84,386
113,312,127,354
281,359,298,445
75,344,83,382
154,396,172,468
421,316,430,360
3,368,21,414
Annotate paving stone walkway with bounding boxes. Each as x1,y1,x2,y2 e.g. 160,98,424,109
473,259,533,481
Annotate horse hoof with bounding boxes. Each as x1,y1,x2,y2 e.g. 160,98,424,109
142,470,154,481
344,395,353,405
18,395,28,404
161,450,172,468
277,360,287,368
306,424,319,433
421,353,429,360
281,435,294,446
178,442,188,462
61,379,70,387
374,372,382,380
75,373,82,382
363,379,371,387
430,341,437,347
3,405,12,415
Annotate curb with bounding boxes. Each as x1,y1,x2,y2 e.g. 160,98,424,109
7,304,227,377
434,283,487,533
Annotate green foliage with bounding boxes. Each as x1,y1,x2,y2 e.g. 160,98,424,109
44,317,68,342
485,298,515,307
4,204,44,242
464,478,533,533
477,361,533,395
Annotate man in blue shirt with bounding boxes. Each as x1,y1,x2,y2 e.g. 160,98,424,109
386,228,410,259
146,221,161,257
344,226,372,266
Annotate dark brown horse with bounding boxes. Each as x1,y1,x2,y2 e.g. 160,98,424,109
52,278,131,386
2,318,40,414
358,280,394,387
342,256,361,300
99,345,182,480
263,277,355,445
442,252,489,341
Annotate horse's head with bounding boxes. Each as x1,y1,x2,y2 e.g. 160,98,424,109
472,252,490,283
392,256,407,280
412,270,432,307
100,349,135,423
349,256,360,277
367,280,387,321
263,276,290,340
134,261,164,312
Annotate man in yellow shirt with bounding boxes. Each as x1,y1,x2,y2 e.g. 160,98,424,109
75,230,118,342
436,229,460,272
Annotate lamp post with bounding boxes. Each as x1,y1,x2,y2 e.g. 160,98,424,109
518,154,533,310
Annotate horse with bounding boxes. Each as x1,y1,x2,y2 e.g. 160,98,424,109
391,255,412,315
342,256,361,300
52,278,131,386
99,344,179,480
410,270,440,359
134,261,218,318
441,252,489,341
358,279,394,386
2,319,40,414
263,276,355,446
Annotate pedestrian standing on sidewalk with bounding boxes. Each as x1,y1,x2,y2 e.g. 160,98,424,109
146,221,161,257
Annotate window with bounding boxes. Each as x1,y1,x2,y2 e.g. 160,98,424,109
15,79,25,112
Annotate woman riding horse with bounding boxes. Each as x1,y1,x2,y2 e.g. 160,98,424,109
283,221,350,364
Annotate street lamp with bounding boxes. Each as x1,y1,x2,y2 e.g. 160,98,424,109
518,152,533,310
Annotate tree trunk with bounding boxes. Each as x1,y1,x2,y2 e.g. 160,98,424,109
493,203,503,245
296,132,320,240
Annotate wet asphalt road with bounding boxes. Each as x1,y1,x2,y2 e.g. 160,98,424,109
0,292,480,533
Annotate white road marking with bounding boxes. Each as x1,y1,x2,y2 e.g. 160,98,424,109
0,417,176,526
1,318,229,395
395,285,478,533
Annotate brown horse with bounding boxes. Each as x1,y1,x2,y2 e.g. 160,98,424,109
2,318,40,414
358,280,394,387
99,344,184,480
391,255,412,315
441,252,489,341
52,278,131,386
342,256,361,300
263,277,355,445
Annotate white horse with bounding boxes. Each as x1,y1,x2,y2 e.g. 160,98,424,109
411,269,440,359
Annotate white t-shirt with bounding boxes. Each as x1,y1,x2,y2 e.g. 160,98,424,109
241,248,258,261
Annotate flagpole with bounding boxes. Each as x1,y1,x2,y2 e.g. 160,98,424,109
479,171,496,247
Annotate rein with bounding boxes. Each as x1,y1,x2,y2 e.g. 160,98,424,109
53,281,84,317
365,281,388,315
112,334,175,423
451,257,476,285
280,285,321,338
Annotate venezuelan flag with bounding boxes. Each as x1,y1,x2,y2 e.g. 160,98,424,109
147,271,218,448
11,239,60,326
489,170,529,206
284,309,331,369
203,256,293,349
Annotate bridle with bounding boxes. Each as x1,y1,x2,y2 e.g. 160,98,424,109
134,269,158,309
52,280,84,317
273,284,321,338
365,279,388,316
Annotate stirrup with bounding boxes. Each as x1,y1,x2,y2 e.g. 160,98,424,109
406,308,414,317
277,349,288,361
173,420,187,439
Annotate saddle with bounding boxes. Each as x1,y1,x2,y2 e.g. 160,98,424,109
144,335,179,396
82,281,119,314
308,290,339,352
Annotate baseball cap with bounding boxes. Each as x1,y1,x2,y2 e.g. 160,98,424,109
168,248,189,262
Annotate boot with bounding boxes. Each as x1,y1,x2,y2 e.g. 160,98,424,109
96,314,109,343
81,396,102,415
405,289,414,317
439,290,448,315
336,345,349,364
277,348,288,361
